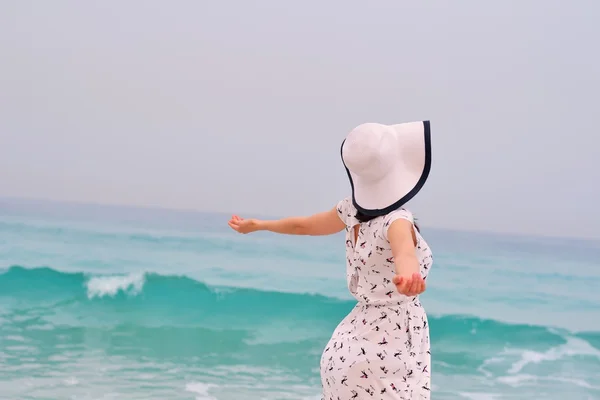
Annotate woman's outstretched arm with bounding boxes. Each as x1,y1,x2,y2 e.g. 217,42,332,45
228,206,345,236
387,219,426,296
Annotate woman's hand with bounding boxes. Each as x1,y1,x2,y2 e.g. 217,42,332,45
392,272,426,296
228,215,260,234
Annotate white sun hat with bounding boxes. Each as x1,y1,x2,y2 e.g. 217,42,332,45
341,120,431,216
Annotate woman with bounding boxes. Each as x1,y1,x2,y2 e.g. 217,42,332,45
228,120,433,399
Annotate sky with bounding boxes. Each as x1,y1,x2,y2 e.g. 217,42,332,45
0,0,599,239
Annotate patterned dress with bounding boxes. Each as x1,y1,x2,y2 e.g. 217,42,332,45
320,197,433,400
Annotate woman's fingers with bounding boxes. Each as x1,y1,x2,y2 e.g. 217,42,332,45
403,275,415,295
411,273,422,295
229,216,257,234
410,274,425,295
228,216,242,232
408,276,419,295
396,273,425,296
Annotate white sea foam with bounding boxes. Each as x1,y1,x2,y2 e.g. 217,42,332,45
476,356,505,378
185,382,218,400
85,273,145,298
506,335,600,374
63,376,78,386
474,334,600,393
497,373,595,390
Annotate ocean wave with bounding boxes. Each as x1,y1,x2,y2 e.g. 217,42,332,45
2,266,600,396
1,266,599,339
0,265,352,337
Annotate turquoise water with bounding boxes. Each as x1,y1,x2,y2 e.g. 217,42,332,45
1,199,599,399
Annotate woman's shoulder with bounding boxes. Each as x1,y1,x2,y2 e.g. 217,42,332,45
337,196,355,209
336,196,356,226
383,207,415,225
380,207,417,241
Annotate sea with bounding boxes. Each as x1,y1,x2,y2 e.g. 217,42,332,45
0,198,599,400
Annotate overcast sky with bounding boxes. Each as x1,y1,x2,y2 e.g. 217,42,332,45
1,0,598,239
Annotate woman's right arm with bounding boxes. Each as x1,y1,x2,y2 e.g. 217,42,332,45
228,206,346,236
387,218,426,296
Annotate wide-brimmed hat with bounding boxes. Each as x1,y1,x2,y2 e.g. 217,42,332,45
341,120,431,216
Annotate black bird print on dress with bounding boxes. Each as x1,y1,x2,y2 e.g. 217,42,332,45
320,197,433,400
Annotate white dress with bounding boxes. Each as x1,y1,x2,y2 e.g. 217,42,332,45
320,197,434,400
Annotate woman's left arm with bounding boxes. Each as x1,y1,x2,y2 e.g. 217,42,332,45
228,206,345,236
